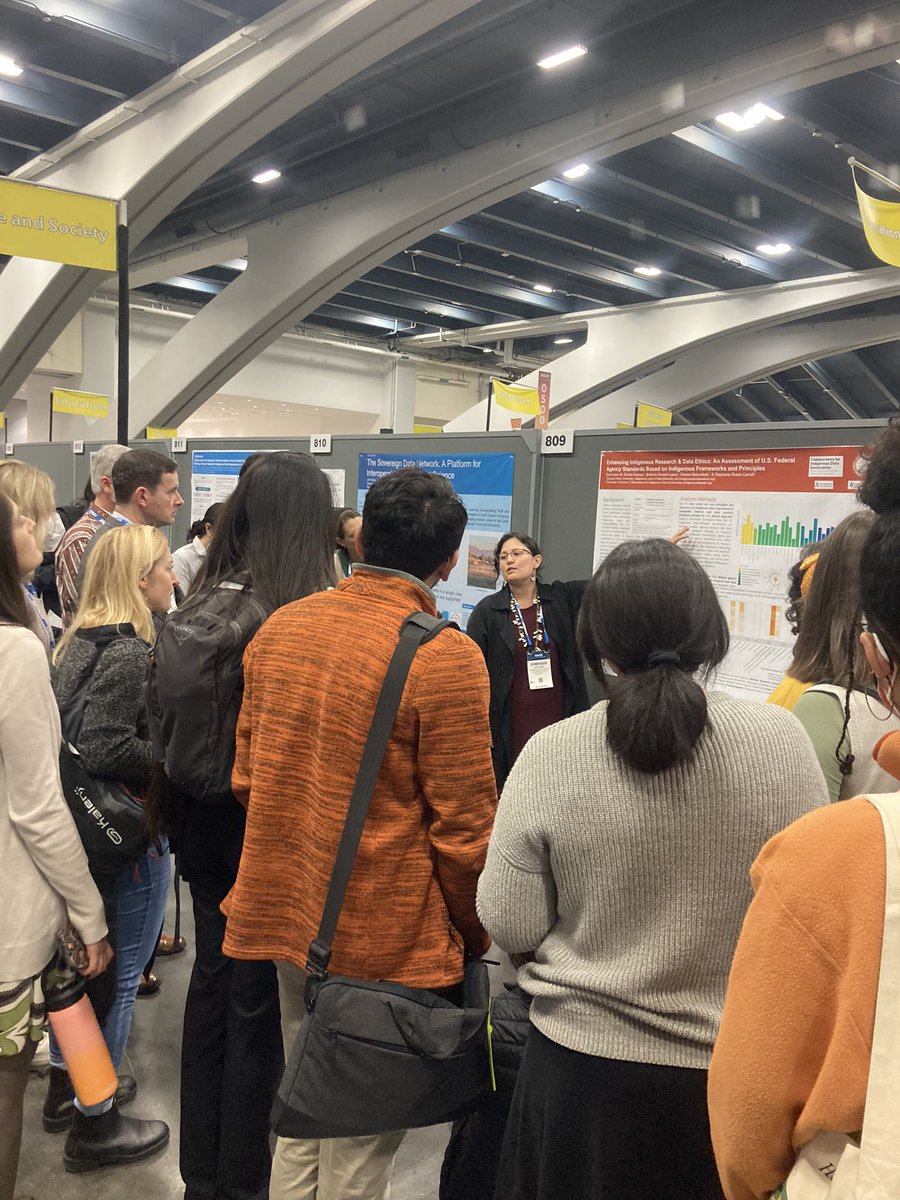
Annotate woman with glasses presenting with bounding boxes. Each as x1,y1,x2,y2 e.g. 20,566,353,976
467,534,588,791
469,529,688,790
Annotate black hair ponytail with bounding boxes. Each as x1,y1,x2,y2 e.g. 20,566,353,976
579,539,729,774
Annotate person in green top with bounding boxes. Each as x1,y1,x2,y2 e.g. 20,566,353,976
781,509,900,801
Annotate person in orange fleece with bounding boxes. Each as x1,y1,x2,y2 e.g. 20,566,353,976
709,420,900,1200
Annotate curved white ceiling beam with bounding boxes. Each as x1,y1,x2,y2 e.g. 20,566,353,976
128,2,900,433
565,311,900,428
445,268,900,429
0,0,481,403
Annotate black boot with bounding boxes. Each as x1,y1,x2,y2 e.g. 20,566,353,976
62,1104,168,1173
43,1066,138,1132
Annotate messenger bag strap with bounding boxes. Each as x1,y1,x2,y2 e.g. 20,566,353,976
305,612,451,999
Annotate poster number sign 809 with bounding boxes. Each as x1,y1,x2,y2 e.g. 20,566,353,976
541,429,575,455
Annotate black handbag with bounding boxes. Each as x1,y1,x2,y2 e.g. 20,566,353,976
58,631,149,877
271,612,493,1140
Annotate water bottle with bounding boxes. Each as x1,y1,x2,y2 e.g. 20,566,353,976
45,953,117,1107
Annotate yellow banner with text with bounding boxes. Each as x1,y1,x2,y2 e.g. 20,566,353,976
52,388,110,418
146,426,178,440
0,178,117,271
852,162,900,268
635,402,673,427
492,378,540,415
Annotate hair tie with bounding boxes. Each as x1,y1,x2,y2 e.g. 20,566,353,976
648,650,681,667
799,552,820,597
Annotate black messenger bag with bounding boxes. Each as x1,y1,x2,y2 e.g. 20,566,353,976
271,612,493,1140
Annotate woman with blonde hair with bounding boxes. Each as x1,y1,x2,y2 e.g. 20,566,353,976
0,458,56,655
44,524,174,1173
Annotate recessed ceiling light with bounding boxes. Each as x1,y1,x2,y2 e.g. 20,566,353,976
537,44,588,70
0,54,23,78
563,162,590,179
715,103,784,132
252,168,281,184
634,265,662,276
756,241,792,255
534,283,554,293
554,336,574,345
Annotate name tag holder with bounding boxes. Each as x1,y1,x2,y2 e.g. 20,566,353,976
526,652,553,691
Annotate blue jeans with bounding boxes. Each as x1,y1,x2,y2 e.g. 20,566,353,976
51,841,171,1097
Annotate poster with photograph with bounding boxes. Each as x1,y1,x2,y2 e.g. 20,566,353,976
358,452,515,629
593,446,865,699
190,449,345,521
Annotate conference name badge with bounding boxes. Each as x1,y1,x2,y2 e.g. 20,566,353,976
527,653,553,691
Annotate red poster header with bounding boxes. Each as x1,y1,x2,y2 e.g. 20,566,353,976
599,446,865,494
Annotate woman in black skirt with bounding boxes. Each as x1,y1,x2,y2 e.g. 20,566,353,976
476,539,828,1200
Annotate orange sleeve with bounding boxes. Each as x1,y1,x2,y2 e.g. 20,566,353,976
708,810,878,1200
230,634,257,810
412,636,497,957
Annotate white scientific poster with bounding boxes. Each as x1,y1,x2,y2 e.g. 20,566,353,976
190,449,345,521
357,452,515,630
593,446,865,700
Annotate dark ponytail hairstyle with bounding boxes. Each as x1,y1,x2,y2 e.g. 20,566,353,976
578,538,729,774
860,419,900,669
186,502,223,544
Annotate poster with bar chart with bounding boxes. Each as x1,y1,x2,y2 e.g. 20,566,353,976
593,446,864,700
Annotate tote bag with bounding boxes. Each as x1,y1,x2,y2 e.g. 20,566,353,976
58,633,148,876
771,792,900,1199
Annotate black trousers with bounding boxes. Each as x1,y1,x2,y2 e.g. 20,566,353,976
180,878,283,1200
495,1026,725,1200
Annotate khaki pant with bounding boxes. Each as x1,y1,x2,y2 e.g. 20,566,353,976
269,961,405,1200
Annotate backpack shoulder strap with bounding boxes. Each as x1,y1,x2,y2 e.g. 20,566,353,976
305,612,452,992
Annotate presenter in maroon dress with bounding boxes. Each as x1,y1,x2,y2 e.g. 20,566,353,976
467,534,589,790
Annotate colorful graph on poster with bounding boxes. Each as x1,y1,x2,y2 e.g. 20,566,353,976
739,512,836,548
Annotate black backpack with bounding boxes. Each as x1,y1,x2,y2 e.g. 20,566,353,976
147,581,269,804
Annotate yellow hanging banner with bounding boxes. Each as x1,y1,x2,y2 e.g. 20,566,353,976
146,426,178,440
0,178,117,271
52,388,110,418
492,378,540,415
851,160,900,268
635,402,673,427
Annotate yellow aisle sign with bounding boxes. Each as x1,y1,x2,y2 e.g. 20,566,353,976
146,426,178,440
851,160,900,267
413,424,442,434
635,402,673,427
0,178,117,271
52,389,110,419
492,379,540,415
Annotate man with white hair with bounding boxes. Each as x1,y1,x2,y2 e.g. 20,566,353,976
55,443,129,627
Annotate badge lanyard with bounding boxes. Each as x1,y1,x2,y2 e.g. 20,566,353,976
509,592,554,691
24,583,55,651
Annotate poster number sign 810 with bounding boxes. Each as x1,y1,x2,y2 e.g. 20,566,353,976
541,429,575,455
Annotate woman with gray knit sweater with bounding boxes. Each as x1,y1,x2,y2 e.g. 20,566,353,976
476,538,828,1200
46,524,177,1173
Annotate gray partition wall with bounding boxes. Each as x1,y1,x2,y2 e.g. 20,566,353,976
7,421,886,573
171,431,540,549
9,439,169,516
536,419,885,583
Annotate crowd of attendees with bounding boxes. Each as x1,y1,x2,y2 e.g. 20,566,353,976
2,423,900,1200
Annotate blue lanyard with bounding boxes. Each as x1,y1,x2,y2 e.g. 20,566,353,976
509,592,549,655
25,583,55,650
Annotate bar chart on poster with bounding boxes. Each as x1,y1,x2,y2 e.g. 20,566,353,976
593,446,864,699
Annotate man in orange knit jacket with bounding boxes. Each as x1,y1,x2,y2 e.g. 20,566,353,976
222,467,497,1200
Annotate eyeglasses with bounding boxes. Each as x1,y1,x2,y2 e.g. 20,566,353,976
498,548,533,562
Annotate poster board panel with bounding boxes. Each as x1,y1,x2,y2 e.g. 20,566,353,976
593,445,864,700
